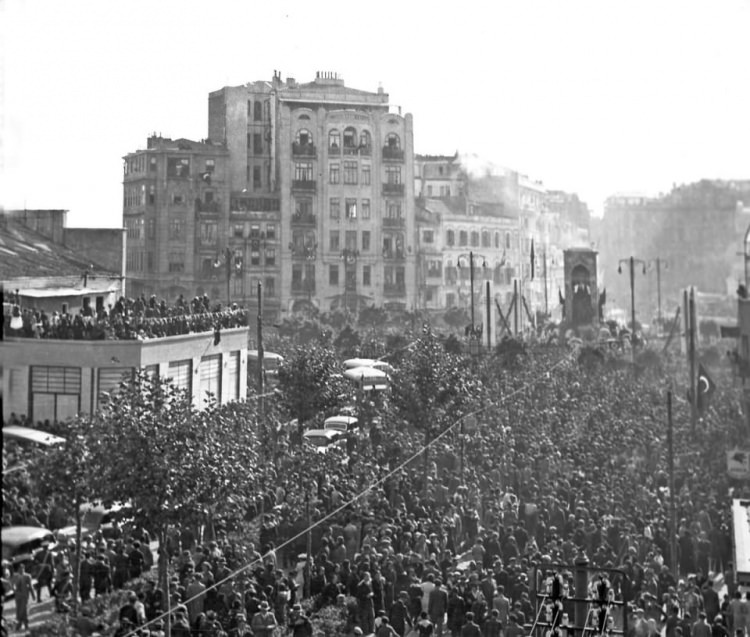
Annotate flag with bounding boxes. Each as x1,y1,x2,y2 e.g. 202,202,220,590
530,239,535,280
696,362,716,414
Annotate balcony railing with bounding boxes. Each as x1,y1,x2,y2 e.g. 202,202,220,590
383,249,406,261
384,282,406,295
382,146,404,161
359,145,372,157
383,216,405,228
426,269,442,279
195,200,220,214
290,245,317,260
291,280,316,294
343,146,359,156
328,145,341,156
383,183,405,196
292,143,316,157
292,180,316,192
291,213,317,226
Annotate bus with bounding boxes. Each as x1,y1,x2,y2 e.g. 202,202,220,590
247,350,284,388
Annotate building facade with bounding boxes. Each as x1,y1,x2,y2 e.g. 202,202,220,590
2,327,249,422
208,71,416,315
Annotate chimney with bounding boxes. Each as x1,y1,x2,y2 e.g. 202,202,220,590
287,77,297,88
378,82,384,94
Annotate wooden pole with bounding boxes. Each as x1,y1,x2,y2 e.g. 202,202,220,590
486,280,492,349
689,288,697,435
667,390,678,576
513,279,519,336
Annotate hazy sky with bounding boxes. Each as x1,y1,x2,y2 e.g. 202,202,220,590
2,0,748,228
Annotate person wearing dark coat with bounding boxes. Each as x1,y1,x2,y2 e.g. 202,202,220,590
390,591,411,637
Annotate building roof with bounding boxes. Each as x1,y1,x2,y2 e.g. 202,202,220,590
0,219,118,282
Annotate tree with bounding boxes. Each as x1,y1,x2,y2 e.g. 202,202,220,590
30,414,98,616
276,344,350,442
389,327,482,492
443,307,470,330
358,305,388,330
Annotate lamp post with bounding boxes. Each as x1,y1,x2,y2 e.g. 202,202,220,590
648,258,669,332
618,256,647,344
213,247,241,307
340,248,359,314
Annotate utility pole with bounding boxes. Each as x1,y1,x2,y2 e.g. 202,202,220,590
460,418,465,486
469,250,475,334
513,279,519,336
257,281,266,461
543,248,549,316
225,246,232,307
689,287,697,435
618,256,646,349
667,390,677,576
486,280,492,350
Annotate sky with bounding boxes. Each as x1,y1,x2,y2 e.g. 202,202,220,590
1,0,749,228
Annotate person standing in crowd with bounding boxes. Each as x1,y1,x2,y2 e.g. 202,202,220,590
12,563,36,631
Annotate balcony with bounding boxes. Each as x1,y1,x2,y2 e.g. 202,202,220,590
384,282,406,296
291,212,317,227
383,216,405,228
291,280,316,295
292,180,316,192
195,199,220,214
343,145,359,156
383,248,406,261
290,245,317,260
383,183,405,196
426,268,443,280
359,145,372,157
328,145,341,156
345,280,357,292
292,142,316,158
382,146,404,161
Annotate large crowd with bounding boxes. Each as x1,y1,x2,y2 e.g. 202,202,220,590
2,293,248,340
2,337,749,637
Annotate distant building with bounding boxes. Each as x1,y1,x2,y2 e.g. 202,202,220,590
0,210,124,313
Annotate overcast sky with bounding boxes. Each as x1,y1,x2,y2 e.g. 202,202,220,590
2,0,748,228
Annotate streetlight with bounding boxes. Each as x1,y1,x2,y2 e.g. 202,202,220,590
618,256,647,343
340,248,359,314
648,258,669,332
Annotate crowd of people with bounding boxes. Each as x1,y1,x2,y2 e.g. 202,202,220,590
2,292,248,340
2,336,749,637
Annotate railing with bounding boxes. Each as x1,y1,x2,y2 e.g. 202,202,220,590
382,183,405,196
383,216,405,228
359,146,372,157
328,145,341,156
292,143,316,157
291,280,315,294
290,246,317,260
343,146,358,156
195,200,220,214
384,283,406,295
292,180,316,192
426,269,442,279
382,147,404,161
291,213,317,226
383,249,406,261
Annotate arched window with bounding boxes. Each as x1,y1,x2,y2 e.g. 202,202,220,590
471,231,479,247
359,130,371,149
446,229,455,246
482,230,490,248
295,129,312,146
505,232,511,249
254,101,262,121
343,127,357,148
329,129,340,149
459,230,468,246
385,133,400,149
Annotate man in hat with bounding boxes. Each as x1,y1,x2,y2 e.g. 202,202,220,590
252,600,278,637
12,563,36,631
289,603,313,637
390,590,411,637
119,591,140,626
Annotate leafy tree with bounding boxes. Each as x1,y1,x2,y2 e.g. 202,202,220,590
358,305,388,330
334,325,361,355
30,414,97,615
443,307,470,331
276,343,350,442
389,327,481,492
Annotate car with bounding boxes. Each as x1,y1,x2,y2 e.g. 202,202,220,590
55,502,133,542
302,428,345,454
1,526,57,569
248,350,284,386
323,415,358,433
343,366,389,391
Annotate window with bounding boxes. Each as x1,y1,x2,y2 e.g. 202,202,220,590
265,276,276,297
345,199,357,219
482,231,490,248
168,359,192,394
495,232,500,249
329,163,340,184
427,185,433,196
361,199,371,219
386,166,402,184
345,230,357,250
343,161,358,184
343,127,357,148
147,252,154,271
329,230,340,251
330,198,340,219
254,133,262,155
253,166,262,189
446,230,455,246
292,264,302,287
384,265,394,285
172,193,184,205
396,266,405,287
265,248,275,266
295,162,313,181
167,157,190,178
471,231,479,247
199,355,221,405
295,129,312,146
250,244,260,266
385,133,400,149
363,265,371,286
168,252,184,273
149,157,157,172
169,219,184,240
459,230,468,246
440,185,450,197
30,366,81,423
205,159,215,173
359,130,371,149
254,101,262,121
148,185,156,205
265,224,276,240
362,165,371,185
249,224,261,238
329,264,339,286
422,230,434,244
385,200,402,218
362,230,371,252
329,129,340,149
233,223,245,238
200,222,218,246
505,232,511,249
204,191,214,204
226,351,240,402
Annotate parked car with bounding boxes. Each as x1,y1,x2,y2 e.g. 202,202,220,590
302,428,345,454
2,526,57,568
323,415,358,433
55,502,133,542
